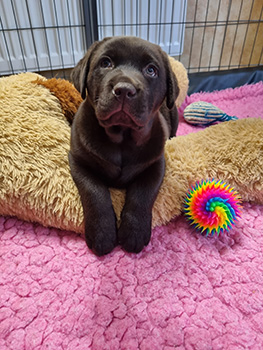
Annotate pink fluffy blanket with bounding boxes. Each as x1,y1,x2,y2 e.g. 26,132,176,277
1,82,263,350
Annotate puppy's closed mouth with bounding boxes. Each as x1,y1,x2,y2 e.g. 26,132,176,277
98,111,143,129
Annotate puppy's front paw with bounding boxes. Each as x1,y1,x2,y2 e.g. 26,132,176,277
85,219,117,256
118,214,152,253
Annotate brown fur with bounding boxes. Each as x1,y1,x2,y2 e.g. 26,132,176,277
69,37,180,255
34,78,82,124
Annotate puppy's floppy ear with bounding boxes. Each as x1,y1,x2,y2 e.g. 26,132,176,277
71,41,100,100
162,53,180,110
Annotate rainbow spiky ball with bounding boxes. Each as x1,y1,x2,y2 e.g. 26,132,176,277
184,179,242,236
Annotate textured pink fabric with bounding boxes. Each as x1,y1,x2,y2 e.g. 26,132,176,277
1,82,263,350
178,81,263,135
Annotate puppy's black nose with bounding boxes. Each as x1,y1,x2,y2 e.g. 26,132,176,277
112,82,137,100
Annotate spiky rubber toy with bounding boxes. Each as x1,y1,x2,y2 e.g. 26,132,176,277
184,179,242,236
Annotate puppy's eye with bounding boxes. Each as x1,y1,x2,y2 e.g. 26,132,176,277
100,57,113,69
144,64,158,78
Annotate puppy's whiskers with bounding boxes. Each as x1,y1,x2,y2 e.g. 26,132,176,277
94,96,100,105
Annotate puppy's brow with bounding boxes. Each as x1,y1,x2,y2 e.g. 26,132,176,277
139,50,160,65
100,46,159,66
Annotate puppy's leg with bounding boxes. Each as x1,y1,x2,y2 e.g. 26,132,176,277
69,154,117,256
118,156,165,253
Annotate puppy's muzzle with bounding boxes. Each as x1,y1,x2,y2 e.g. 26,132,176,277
112,82,137,102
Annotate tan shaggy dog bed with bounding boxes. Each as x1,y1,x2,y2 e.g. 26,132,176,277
0,70,262,235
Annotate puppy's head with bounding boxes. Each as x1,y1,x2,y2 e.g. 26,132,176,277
71,36,179,134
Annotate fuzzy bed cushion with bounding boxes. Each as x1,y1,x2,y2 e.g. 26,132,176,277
1,77,263,349
0,74,262,235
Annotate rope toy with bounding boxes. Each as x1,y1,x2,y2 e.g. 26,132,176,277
184,179,242,236
184,101,238,126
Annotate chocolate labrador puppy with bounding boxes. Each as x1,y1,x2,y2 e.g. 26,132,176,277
69,36,179,256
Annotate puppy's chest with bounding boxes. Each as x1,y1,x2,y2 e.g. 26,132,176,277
100,147,144,185
98,140,163,187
